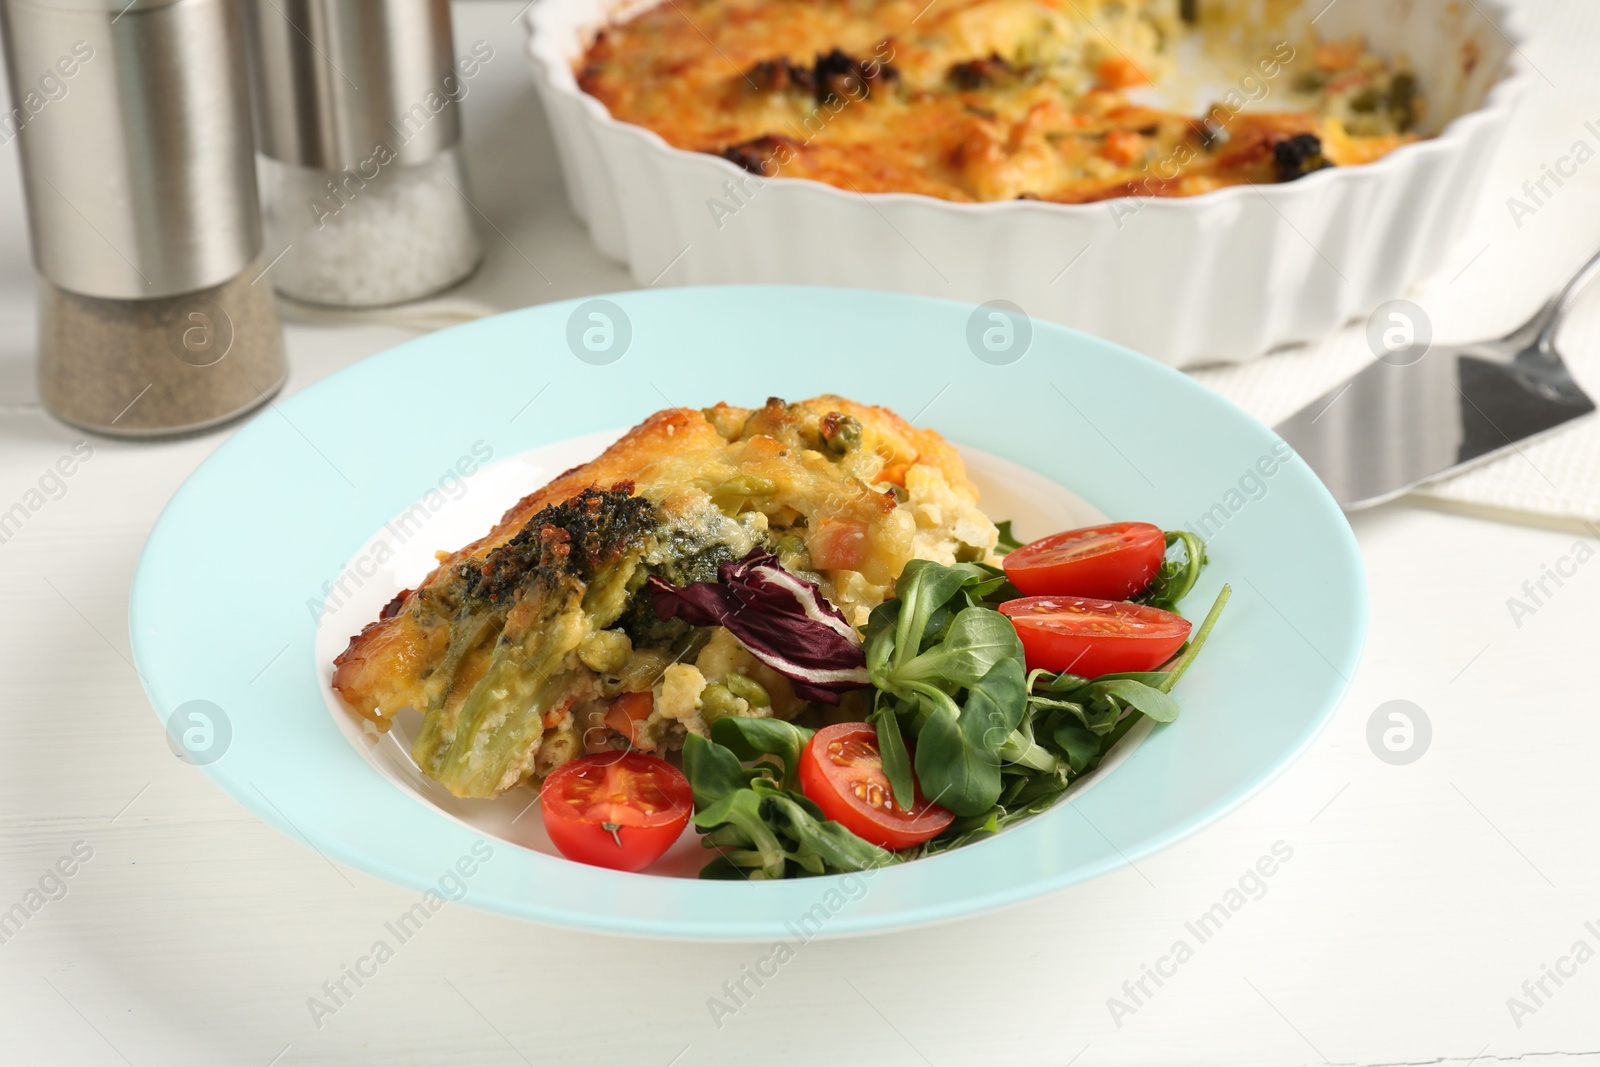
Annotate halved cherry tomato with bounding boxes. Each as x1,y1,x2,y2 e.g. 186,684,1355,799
1004,522,1167,600
998,596,1191,678
539,751,691,872
798,723,953,850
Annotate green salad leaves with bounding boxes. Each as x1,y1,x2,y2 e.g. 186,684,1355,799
675,533,1229,879
863,560,1029,817
683,717,894,880
918,582,1230,855
1135,530,1208,612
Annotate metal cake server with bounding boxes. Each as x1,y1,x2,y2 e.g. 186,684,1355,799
1276,246,1600,510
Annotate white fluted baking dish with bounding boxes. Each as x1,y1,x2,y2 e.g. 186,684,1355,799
524,0,1527,366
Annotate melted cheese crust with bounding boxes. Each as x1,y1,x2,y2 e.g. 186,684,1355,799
574,393,998,623
577,0,1421,202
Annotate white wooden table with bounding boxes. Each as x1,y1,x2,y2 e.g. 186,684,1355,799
2,3,1598,1064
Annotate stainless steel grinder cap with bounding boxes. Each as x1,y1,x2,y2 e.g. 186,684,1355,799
1,0,262,300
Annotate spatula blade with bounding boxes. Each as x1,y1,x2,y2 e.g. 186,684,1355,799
1274,349,1595,510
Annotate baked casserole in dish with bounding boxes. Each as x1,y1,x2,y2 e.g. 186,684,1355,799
577,0,1423,204
526,0,1524,364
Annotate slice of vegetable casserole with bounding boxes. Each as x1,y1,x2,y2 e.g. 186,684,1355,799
332,396,997,798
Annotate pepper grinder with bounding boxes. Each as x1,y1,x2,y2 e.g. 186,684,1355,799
245,0,484,308
1,0,287,437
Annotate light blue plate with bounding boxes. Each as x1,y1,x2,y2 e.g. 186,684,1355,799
130,286,1365,940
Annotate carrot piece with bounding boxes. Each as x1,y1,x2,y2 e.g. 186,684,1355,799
1096,55,1148,89
1100,128,1146,166
604,691,655,746
809,519,870,571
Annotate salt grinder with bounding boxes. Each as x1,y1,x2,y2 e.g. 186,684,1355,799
245,0,483,307
1,0,287,437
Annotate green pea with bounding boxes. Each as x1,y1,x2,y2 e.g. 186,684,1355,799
724,672,770,708
1349,87,1381,113
775,534,809,563
822,414,862,455
578,629,633,674
699,683,742,723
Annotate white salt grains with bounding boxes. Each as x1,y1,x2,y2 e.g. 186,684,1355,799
260,148,484,308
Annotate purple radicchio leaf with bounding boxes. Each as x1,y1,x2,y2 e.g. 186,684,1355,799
646,549,870,704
